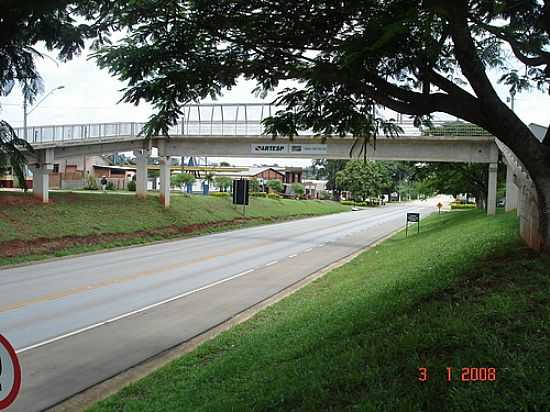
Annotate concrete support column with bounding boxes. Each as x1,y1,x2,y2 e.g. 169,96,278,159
487,162,498,216
505,164,519,212
32,149,54,203
134,150,149,198
159,156,171,208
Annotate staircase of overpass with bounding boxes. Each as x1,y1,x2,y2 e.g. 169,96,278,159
6,102,511,214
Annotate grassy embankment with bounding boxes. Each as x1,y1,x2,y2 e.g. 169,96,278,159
0,191,349,266
89,209,549,412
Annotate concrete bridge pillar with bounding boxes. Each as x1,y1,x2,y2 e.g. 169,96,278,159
505,163,519,212
134,150,149,198
159,156,171,208
487,162,498,216
31,149,54,203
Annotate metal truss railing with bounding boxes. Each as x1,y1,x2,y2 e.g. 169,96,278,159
13,103,493,145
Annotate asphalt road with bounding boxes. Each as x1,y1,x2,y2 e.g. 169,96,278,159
0,200,438,411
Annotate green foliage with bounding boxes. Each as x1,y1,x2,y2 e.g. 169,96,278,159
414,161,505,203
428,121,492,137
90,211,549,412
0,2,103,181
266,179,284,193
127,180,136,192
171,173,195,188
249,177,261,192
90,0,549,151
291,183,305,198
250,192,267,198
106,181,116,191
335,160,387,201
0,192,349,265
209,192,230,198
0,121,33,190
85,174,99,190
214,176,232,192
267,192,281,200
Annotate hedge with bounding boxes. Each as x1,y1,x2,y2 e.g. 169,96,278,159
210,192,231,198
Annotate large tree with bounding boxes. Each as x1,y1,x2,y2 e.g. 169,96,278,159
336,160,388,201
89,1,550,251
0,1,104,185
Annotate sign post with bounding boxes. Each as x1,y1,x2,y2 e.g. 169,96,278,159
405,212,420,238
0,335,22,411
437,202,443,214
232,178,249,216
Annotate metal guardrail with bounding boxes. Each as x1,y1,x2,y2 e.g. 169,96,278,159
13,103,493,145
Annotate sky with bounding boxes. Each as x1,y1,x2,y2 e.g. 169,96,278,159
0,44,549,168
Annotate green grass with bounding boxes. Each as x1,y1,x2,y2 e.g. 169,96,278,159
0,191,349,266
88,210,549,412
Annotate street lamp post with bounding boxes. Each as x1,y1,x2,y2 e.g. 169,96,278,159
23,85,65,141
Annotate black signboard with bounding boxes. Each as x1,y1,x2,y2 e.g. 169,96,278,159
407,213,420,223
232,179,249,206
406,212,420,237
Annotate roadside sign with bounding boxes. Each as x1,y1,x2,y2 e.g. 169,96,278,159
405,213,420,237
0,335,22,411
437,202,443,214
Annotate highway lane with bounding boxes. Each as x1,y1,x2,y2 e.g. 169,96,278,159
0,200,438,411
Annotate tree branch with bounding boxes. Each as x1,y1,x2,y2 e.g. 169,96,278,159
473,20,550,67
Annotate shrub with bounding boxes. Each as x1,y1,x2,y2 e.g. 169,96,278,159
214,176,232,192
340,200,355,205
267,192,281,200
85,174,99,190
250,192,267,198
106,181,116,191
127,180,136,192
451,202,476,210
291,182,305,199
210,192,231,198
266,179,284,193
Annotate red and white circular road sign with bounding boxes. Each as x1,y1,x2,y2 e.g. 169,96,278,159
0,335,21,410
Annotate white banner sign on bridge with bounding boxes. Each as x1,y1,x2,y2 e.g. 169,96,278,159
250,143,328,155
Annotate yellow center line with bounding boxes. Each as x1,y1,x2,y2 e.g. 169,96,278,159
1,215,368,314
0,240,274,314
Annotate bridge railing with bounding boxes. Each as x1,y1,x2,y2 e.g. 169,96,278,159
14,103,492,145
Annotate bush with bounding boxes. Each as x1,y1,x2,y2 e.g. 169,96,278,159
291,182,305,198
250,192,267,198
210,192,231,198
266,179,284,193
450,202,476,209
127,180,136,192
340,200,355,205
267,192,281,200
84,174,99,190
106,181,116,191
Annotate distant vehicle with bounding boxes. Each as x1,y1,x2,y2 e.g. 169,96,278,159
351,207,360,211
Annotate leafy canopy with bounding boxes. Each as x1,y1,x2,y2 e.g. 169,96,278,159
91,0,550,151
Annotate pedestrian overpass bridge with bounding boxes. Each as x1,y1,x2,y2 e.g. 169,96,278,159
13,103,506,212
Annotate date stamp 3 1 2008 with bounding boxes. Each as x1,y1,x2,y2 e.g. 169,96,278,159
418,367,497,382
